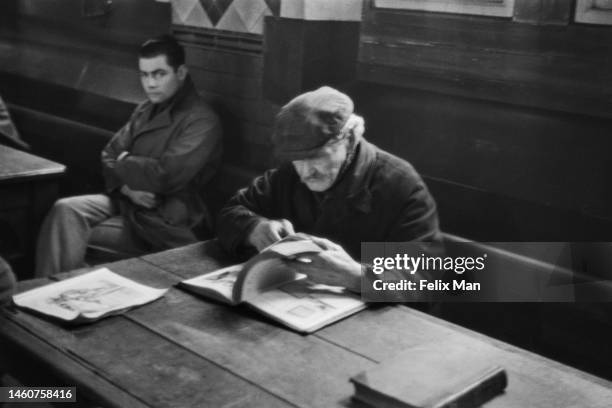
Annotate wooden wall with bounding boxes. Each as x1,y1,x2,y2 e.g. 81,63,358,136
166,26,278,213
173,26,277,175
353,0,612,242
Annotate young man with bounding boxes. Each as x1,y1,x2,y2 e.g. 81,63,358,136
217,86,440,292
36,35,222,277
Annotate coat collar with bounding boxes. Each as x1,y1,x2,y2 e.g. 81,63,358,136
324,138,377,213
135,75,197,135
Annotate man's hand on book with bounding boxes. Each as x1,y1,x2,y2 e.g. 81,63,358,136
295,236,361,293
248,218,296,251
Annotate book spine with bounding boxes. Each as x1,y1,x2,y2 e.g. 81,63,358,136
433,368,508,408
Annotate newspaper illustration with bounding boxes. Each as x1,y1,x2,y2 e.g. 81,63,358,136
248,278,366,333
13,268,168,323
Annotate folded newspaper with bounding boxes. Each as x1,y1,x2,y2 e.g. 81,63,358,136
13,268,168,324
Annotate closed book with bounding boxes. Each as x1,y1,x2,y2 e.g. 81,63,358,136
350,345,507,408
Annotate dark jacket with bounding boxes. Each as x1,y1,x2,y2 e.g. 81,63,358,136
0,256,16,305
0,94,29,150
217,139,441,259
102,77,222,250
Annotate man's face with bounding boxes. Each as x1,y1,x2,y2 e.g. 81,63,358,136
139,55,185,104
292,140,349,192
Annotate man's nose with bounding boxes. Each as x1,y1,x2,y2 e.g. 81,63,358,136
294,161,314,176
144,76,158,88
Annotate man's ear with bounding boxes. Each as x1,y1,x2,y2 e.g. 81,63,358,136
177,65,188,81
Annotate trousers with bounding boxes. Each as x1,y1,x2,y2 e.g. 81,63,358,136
35,194,150,277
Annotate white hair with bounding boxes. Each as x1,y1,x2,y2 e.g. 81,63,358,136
327,114,365,148
342,114,365,141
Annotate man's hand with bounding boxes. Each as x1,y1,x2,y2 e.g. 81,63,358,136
294,236,362,292
247,218,295,251
120,185,158,209
116,151,130,161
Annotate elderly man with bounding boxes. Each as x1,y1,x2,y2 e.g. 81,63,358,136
36,35,222,277
217,86,440,293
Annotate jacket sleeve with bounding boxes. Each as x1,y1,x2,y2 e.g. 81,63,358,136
361,173,443,301
101,119,134,193
216,168,284,256
111,112,221,194
386,181,441,243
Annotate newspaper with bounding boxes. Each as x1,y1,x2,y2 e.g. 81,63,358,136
13,268,168,323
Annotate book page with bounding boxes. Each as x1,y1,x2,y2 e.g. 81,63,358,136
13,268,167,322
181,263,244,302
261,236,322,257
248,278,366,333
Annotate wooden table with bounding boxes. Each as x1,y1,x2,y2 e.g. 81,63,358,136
1,241,612,408
0,144,65,278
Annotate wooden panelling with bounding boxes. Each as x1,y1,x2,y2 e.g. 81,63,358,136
177,30,279,175
234,141,275,170
204,91,277,126
185,46,264,79
357,63,612,122
0,6,155,105
354,0,612,241
0,72,133,131
373,0,517,17
263,17,360,104
218,116,276,170
358,0,612,119
208,118,273,172
361,9,610,52
427,176,612,241
12,0,170,48
0,0,18,28
224,120,274,149
349,82,612,241
173,25,263,55
189,67,263,100
513,0,572,24
353,83,612,216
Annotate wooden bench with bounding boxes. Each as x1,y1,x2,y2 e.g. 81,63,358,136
440,234,612,379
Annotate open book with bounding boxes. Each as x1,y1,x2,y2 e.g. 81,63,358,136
180,237,367,333
13,268,168,324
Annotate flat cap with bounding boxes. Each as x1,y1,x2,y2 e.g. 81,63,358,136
272,86,354,160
